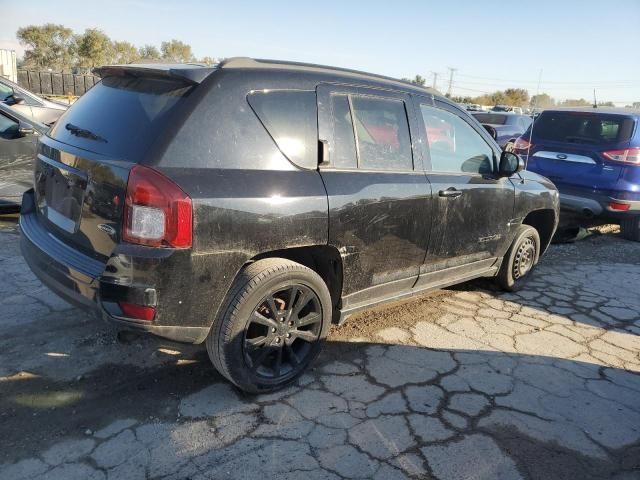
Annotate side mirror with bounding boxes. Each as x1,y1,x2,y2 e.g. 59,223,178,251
498,151,524,176
9,94,25,105
18,125,35,137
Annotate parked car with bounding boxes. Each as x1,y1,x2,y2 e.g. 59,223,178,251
512,107,640,241
20,58,559,392
466,103,483,112
0,76,68,125
0,102,47,212
471,112,532,148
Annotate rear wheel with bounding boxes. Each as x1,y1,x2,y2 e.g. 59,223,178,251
496,225,540,292
207,258,331,393
620,216,640,242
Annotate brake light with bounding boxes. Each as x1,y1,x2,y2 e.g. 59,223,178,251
513,137,532,153
123,165,192,248
119,302,156,321
609,201,631,211
602,148,640,165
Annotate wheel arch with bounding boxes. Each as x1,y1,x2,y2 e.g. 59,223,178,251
251,245,344,322
522,209,557,254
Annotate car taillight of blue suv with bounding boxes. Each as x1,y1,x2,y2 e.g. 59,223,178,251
512,107,640,241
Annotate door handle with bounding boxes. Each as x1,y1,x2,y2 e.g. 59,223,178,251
438,187,463,198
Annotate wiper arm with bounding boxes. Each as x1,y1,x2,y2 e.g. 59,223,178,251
65,123,107,143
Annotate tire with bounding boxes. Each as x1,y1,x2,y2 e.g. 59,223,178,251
620,216,640,242
496,225,541,292
206,258,332,393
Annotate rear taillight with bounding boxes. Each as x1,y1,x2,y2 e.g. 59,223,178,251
609,201,631,211
123,165,192,248
513,137,533,154
119,302,156,321
602,148,640,165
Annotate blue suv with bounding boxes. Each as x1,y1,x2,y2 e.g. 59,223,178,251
512,107,640,241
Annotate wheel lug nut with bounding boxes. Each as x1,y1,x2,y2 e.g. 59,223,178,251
271,327,276,333
275,337,281,343
286,333,291,338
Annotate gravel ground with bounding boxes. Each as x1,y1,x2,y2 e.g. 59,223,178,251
0,216,639,480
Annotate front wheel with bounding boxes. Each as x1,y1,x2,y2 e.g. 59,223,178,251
206,258,332,393
496,225,541,292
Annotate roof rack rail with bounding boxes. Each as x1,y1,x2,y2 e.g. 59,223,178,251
218,57,437,94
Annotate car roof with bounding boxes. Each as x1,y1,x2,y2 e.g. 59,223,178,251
543,106,640,116
218,57,441,97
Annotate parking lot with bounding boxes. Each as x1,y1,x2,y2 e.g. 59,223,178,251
0,216,639,480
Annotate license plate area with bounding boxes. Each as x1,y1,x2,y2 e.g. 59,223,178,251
36,158,87,234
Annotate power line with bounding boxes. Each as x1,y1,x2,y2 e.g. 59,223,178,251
455,72,637,85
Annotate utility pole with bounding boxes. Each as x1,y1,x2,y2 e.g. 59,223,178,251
430,71,439,90
447,67,456,97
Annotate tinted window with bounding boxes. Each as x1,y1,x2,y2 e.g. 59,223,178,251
533,111,634,144
473,113,507,125
248,90,318,169
330,94,357,168
0,112,18,139
48,76,193,162
421,105,494,174
350,96,412,170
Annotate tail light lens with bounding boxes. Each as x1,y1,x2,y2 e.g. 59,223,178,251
513,137,532,153
602,148,640,165
119,302,156,321
609,201,631,211
123,165,192,248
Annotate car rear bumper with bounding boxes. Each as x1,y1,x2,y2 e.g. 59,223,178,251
558,190,640,222
19,190,209,344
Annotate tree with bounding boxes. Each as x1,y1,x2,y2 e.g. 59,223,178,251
161,39,194,63
112,41,140,64
503,88,529,107
77,29,113,70
598,101,615,107
16,23,76,71
530,93,555,108
560,98,591,107
139,44,161,60
200,56,217,65
401,75,426,87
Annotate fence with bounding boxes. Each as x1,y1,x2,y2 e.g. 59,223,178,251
16,70,100,98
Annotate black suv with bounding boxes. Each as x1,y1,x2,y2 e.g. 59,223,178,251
20,58,559,392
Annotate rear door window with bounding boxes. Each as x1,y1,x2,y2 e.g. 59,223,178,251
48,75,193,162
533,112,635,144
329,94,357,169
248,90,318,169
350,96,413,170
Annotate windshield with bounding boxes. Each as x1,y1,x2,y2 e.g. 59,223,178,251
48,75,193,162
532,111,635,145
473,113,507,125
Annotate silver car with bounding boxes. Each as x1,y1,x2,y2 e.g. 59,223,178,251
0,76,68,125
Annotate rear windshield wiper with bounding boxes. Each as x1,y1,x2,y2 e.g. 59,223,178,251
65,123,107,143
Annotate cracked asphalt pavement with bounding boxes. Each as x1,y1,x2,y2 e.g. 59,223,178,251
1,217,639,480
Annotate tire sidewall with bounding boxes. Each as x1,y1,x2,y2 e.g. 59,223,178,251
221,265,331,393
500,226,541,291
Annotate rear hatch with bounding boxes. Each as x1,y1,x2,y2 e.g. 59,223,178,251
526,110,635,191
32,69,202,262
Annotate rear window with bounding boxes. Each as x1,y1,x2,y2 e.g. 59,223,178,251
532,111,635,144
247,90,317,169
48,75,192,162
472,113,507,125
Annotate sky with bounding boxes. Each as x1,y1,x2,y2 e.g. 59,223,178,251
1,0,639,104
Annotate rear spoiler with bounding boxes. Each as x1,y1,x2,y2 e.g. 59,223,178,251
93,64,217,85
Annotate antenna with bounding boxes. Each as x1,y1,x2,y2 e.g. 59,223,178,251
524,69,543,170
593,88,598,108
